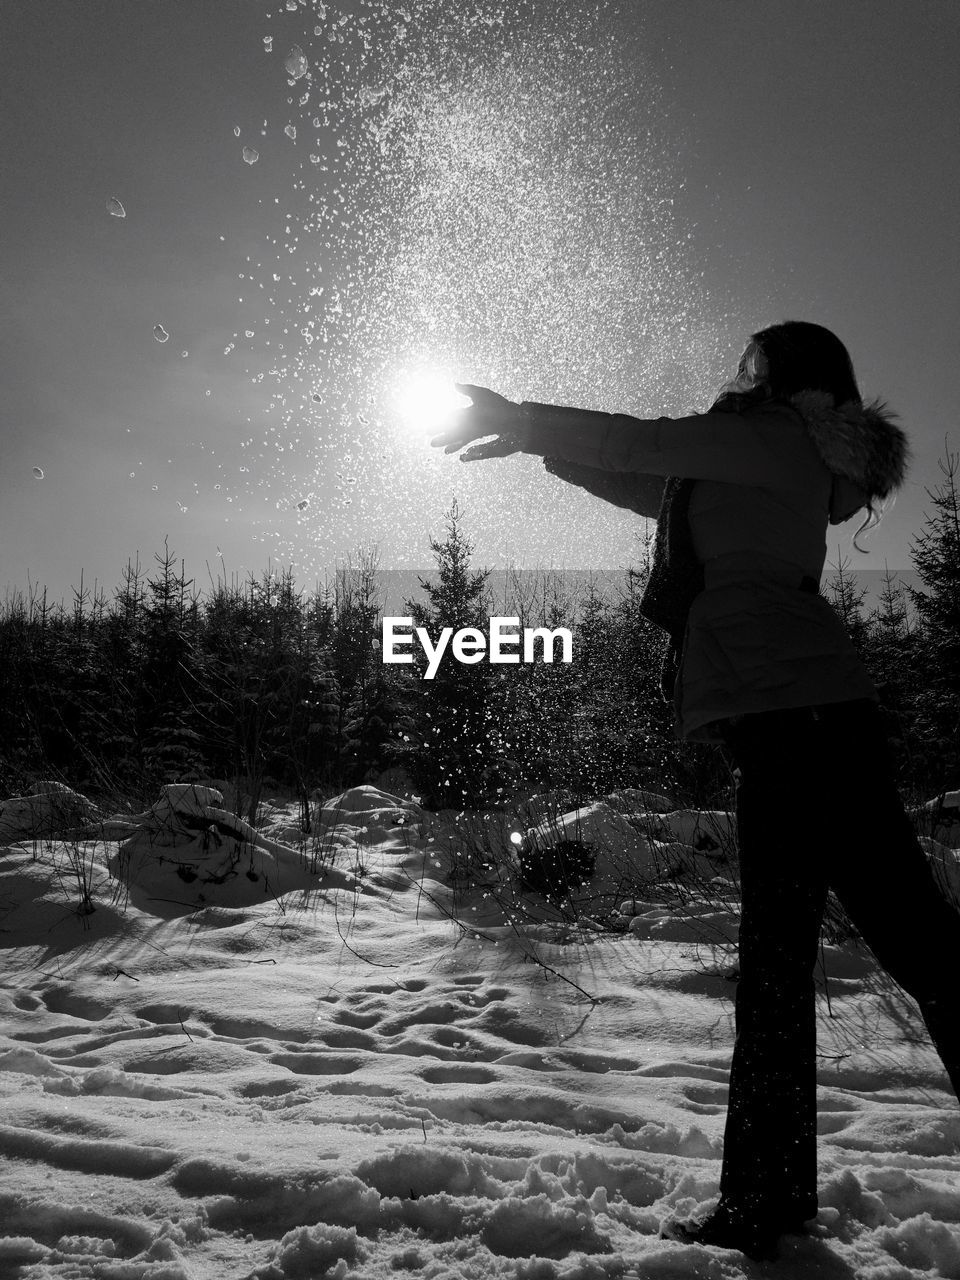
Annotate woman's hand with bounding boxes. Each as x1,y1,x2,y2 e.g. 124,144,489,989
430,384,524,461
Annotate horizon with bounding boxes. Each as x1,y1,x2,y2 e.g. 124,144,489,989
2,561,924,624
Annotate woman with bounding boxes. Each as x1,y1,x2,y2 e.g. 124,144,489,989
430,321,960,1260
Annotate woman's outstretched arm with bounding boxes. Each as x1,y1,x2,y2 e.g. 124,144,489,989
542,456,665,518
432,384,802,488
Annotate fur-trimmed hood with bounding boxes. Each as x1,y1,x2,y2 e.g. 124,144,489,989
787,390,909,523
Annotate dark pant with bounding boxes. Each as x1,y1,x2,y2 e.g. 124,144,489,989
716,697,960,1223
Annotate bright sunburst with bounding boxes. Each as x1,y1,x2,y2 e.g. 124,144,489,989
393,370,473,434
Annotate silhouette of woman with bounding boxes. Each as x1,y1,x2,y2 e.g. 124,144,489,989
430,321,960,1260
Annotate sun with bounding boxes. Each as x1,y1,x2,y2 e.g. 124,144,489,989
393,370,473,434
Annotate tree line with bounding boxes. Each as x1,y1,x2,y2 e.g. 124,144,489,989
1,448,958,818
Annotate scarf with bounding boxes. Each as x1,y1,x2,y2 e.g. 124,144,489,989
638,476,701,701
638,386,770,701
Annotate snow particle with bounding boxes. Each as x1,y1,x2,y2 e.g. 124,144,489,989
284,46,309,80
106,196,126,218
243,146,260,165
153,324,170,343
32,466,44,479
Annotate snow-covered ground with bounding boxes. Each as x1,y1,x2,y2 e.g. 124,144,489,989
1,780,960,1279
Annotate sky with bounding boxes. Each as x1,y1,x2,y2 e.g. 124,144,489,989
3,0,959,604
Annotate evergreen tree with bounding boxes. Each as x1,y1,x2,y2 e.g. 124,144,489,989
396,499,495,809
199,567,301,819
566,585,622,795
861,564,918,783
870,565,911,665
342,659,407,785
0,589,40,790
482,572,580,800
825,555,870,658
906,444,960,792
100,557,148,789
309,658,344,793
330,549,387,778
139,541,206,789
294,583,340,806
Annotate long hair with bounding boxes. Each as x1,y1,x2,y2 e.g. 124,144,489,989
712,321,883,550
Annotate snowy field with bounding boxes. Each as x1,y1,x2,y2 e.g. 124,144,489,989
2,780,960,1279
